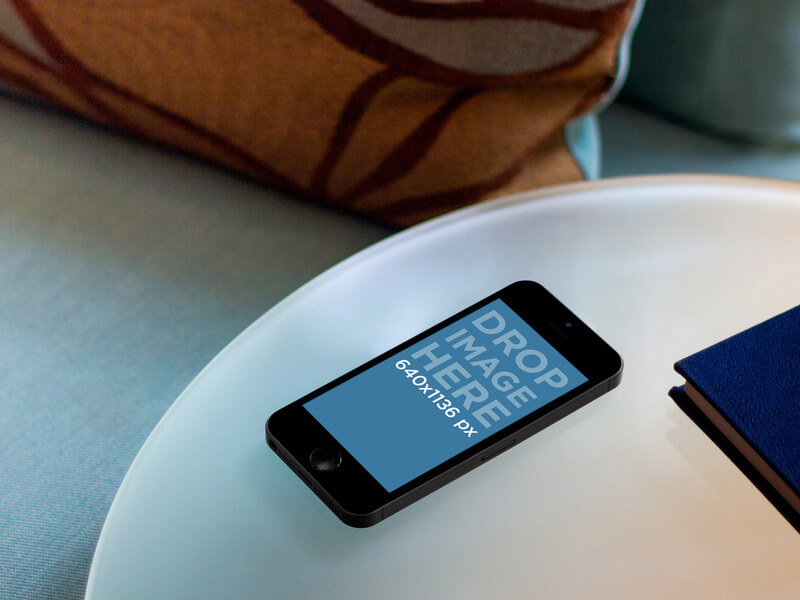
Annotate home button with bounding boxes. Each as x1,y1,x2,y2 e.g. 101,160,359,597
309,447,342,472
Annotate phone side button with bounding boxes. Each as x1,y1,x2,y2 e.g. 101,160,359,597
481,440,516,463
309,446,343,472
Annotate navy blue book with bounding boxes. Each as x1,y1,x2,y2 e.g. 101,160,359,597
669,305,800,534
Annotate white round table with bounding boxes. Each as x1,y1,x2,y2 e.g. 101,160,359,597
86,176,800,599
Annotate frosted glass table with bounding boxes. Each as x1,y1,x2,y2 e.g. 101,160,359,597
86,176,800,599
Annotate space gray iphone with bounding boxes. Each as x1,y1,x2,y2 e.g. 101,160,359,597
266,281,623,527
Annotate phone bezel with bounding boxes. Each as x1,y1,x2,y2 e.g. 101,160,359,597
266,281,623,526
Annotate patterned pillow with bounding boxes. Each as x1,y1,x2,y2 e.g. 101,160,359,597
0,1,638,226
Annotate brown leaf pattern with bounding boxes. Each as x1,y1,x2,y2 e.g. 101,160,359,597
0,0,635,225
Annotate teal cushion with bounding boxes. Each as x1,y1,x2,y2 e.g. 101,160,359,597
625,0,800,143
0,94,390,600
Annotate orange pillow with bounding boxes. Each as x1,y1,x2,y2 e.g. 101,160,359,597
0,1,637,225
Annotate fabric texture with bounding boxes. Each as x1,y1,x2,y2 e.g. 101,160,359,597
0,95,391,600
0,0,636,225
625,0,800,144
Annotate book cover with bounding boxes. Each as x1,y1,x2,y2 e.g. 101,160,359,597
669,305,800,534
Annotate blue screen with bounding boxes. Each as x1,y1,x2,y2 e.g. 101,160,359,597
304,299,587,492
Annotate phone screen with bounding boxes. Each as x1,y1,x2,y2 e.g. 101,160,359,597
304,298,588,492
